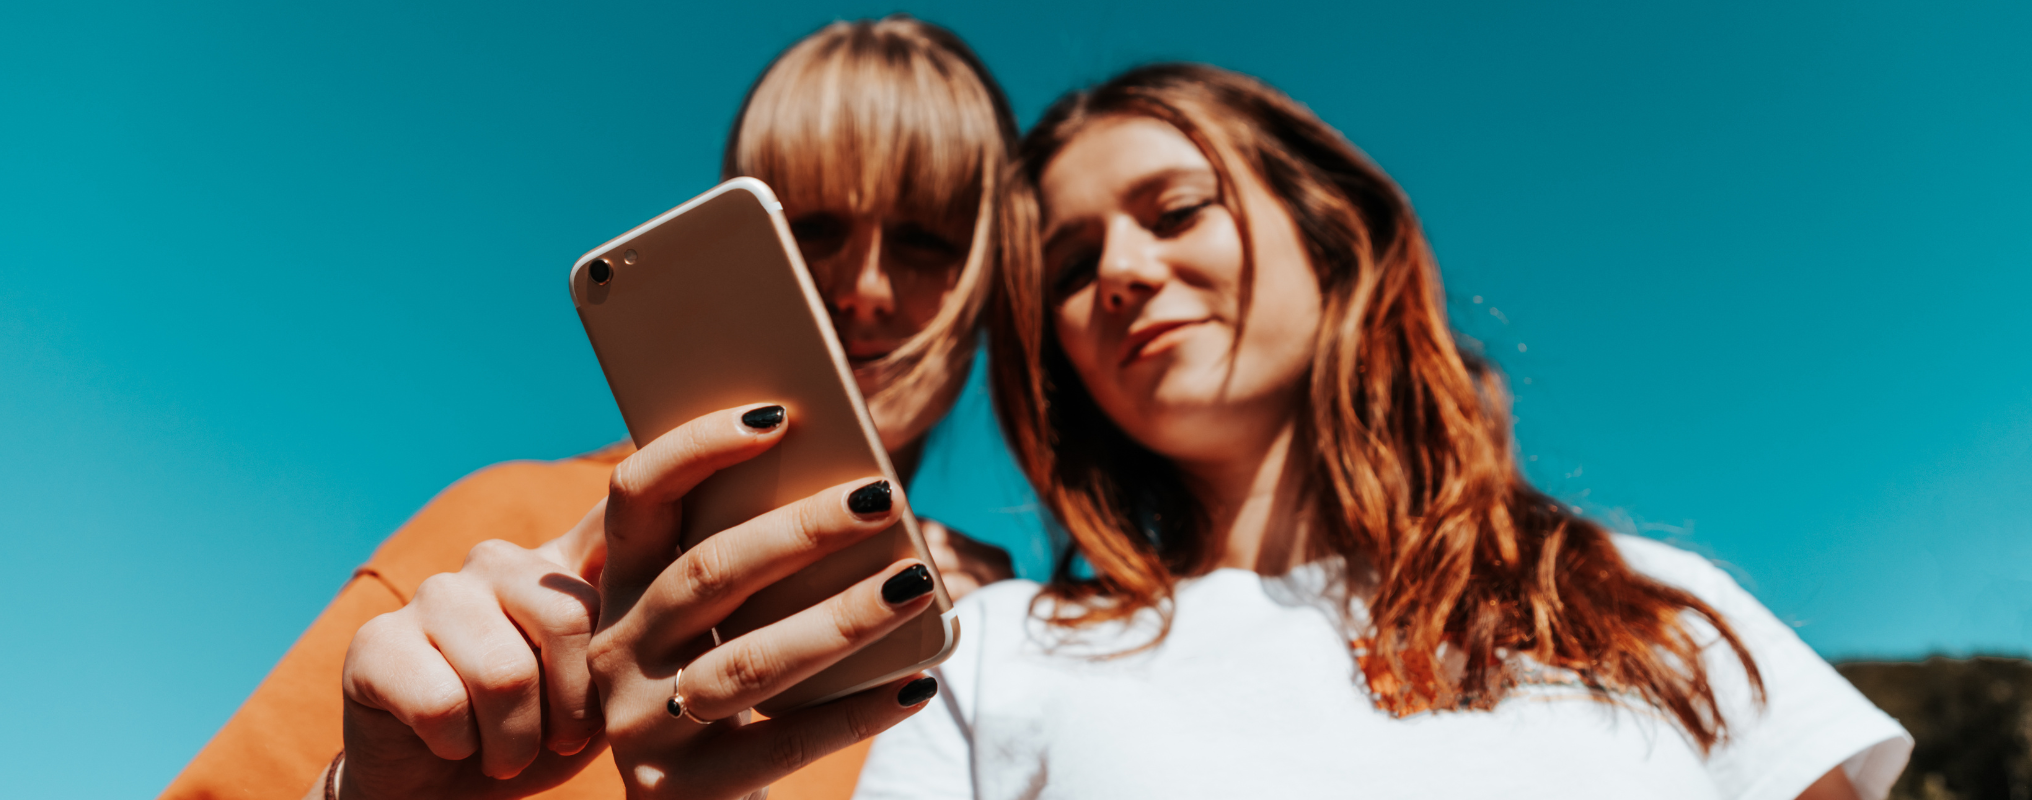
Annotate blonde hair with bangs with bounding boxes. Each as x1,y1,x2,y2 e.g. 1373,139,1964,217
725,16,1017,449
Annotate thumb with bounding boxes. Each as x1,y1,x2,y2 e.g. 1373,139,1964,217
533,500,609,584
555,499,609,583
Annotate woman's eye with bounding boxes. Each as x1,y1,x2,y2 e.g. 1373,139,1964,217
892,224,958,252
888,223,965,271
789,214,848,260
1152,201,1211,236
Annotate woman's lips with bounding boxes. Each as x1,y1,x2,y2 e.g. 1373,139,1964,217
1121,319,1207,366
844,339,900,366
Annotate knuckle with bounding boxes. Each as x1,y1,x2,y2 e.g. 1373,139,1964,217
341,624,389,693
343,613,412,672
842,703,883,744
470,652,542,700
586,628,621,666
465,538,522,569
824,602,871,647
412,572,466,606
534,592,596,639
585,641,626,697
765,729,816,776
351,611,401,646
718,648,785,700
678,546,737,606
790,499,832,548
408,679,472,730
609,460,651,503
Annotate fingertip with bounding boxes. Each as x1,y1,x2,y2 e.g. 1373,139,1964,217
393,673,480,763
896,675,938,707
737,403,787,433
880,562,935,606
547,703,604,756
481,745,543,781
845,479,895,519
421,731,480,763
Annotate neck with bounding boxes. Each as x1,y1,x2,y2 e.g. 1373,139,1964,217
1178,417,1311,575
887,437,926,487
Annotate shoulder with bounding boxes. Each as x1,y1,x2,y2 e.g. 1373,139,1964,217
1610,534,1753,610
1610,533,1724,583
1609,536,1912,800
364,445,628,598
1607,534,1786,658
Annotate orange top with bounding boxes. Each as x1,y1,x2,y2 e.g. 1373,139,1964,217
160,446,869,800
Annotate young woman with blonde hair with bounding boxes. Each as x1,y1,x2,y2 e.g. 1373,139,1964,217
855,64,1909,800
163,16,1016,800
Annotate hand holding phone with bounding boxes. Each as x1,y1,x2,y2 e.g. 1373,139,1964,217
589,405,942,799
573,178,958,706
576,179,956,797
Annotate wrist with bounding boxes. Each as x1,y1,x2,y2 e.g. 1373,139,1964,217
304,750,343,800
325,750,344,800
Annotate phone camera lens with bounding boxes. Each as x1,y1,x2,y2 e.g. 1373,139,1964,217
588,258,613,285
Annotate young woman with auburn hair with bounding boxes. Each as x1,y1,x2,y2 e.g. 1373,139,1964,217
855,64,1909,799
163,16,1016,800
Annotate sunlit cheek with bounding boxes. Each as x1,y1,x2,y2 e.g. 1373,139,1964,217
905,282,956,327
1234,308,1320,401
1052,308,1107,390
808,256,852,297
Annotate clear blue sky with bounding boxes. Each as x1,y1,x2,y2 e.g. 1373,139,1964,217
3,0,2027,795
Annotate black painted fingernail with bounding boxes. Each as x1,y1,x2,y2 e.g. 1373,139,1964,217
882,563,933,605
897,676,938,707
741,405,786,430
847,480,892,516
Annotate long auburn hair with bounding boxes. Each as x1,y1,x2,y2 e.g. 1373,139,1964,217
989,64,1762,750
725,15,1018,449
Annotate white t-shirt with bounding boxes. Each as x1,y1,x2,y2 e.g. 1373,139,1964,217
855,535,1910,800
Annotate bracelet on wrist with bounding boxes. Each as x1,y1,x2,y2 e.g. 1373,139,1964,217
323,750,344,800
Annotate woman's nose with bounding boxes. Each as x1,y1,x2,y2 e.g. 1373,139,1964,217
1096,218,1167,314
828,224,894,321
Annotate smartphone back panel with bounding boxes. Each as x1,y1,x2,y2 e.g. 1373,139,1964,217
570,178,956,713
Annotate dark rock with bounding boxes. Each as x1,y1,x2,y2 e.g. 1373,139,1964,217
1836,655,2032,800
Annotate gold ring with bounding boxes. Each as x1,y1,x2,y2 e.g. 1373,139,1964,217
666,668,714,725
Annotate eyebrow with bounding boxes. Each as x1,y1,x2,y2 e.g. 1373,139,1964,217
1040,166,1216,256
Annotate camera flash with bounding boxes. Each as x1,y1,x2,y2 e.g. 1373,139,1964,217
623,249,638,264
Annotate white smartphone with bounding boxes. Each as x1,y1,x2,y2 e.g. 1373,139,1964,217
569,177,958,714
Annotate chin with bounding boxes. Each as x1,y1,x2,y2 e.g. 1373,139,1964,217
1109,396,1213,453
1118,383,1291,459
1127,418,1232,464
853,369,883,396
1144,370,1233,413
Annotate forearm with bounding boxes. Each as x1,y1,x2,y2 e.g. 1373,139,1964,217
1794,765,1860,800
